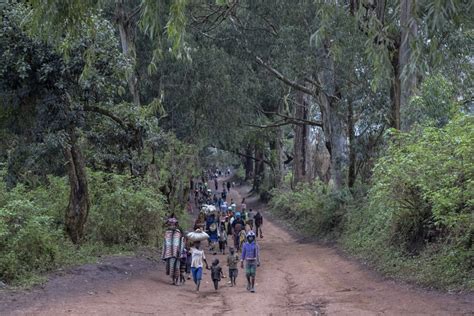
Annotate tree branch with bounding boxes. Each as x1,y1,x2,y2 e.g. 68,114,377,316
255,56,315,96
234,150,272,166
262,110,323,128
126,5,142,24
246,121,294,129
211,144,272,166
83,105,134,131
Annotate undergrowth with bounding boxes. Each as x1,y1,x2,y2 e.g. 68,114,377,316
270,114,473,291
0,169,186,286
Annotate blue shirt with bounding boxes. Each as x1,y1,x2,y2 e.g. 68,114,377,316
241,241,259,262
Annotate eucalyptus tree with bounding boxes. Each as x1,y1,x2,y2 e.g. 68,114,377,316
22,0,188,106
343,0,473,130
0,4,139,242
0,0,193,243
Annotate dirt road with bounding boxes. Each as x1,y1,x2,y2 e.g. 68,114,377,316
1,182,473,315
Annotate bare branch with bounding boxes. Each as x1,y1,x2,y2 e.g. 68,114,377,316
83,105,134,131
255,56,315,96
233,150,272,166
262,110,323,127
211,145,272,166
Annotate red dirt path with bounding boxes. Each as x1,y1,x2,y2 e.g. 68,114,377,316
1,181,472,315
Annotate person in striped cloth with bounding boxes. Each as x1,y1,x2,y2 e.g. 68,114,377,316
162,217,184,285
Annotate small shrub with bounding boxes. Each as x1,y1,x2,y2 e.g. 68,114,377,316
270,181,351,238
0,200,61,283
234,165,246,182
87,171,166,246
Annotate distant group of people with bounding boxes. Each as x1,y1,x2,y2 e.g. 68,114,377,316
163,167,263,293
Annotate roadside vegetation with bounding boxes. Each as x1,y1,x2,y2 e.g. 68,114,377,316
271,111,473,291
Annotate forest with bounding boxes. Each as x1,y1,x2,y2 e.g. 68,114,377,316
0,0,472,295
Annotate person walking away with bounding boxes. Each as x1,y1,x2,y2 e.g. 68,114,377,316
190,241,209,292
254,211,263,238
227,247,239,287
239,229,247,250
241,231,260,293
185,246,192,280
221,200,228,213
227,214,233,236
242,208,249,222
232,215,245,251
179,248,187,285
210,259,225,291
247,208,254,230
207,217,219,255
218,197,224,211
219,225,227,254
226,181,231,192
214,178,218,191
241,198,247,212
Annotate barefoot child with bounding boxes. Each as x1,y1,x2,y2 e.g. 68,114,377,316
227,247,239,286
210,259,225,291
190,241,209,292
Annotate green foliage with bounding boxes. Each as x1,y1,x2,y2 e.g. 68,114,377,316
148,132,198,212
234,165,245,182
270,181,351,239
87,171,166,246
0,177,63,283
404,75,457,127
0,169,171,284
342,114,473,290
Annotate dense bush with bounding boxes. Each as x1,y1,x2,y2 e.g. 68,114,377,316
0,177,64,283
87,171,166,246
0,170,170,284
342,114,473,290
270,181,351,238
270,114,473,290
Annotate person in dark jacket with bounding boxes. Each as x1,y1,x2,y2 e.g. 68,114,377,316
254,211,263,238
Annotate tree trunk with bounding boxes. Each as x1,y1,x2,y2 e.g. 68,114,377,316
292,90,309,186
347,96,356,188
252,146,265,192
273,127,284,187
64,127,90,244
244,145,254,181
399,0,417,130
390,38,402,130
115,0,141,106
317,43,346,190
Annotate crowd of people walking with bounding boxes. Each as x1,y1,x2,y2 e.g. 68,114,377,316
162,168,263,293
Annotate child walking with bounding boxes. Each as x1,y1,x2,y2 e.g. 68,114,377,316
219,225,227,254
210,259,225,291
179,248,187,285
190,241,209,292
227,247,239,286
